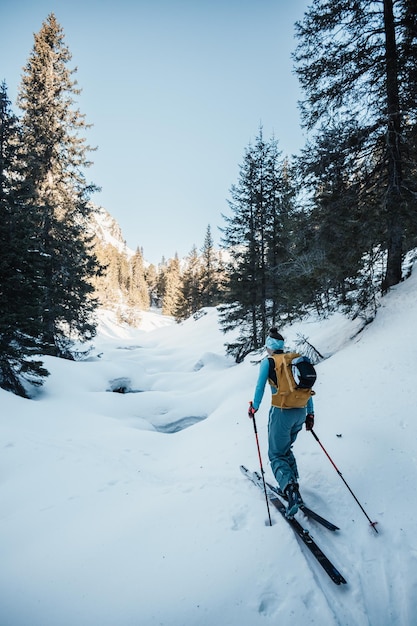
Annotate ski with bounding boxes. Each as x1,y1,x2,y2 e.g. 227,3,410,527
266,482,340,532
240,465,347,586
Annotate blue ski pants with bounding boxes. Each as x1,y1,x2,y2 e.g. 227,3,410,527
267,406,307,492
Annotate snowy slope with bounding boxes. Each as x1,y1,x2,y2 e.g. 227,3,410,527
1,274,417,626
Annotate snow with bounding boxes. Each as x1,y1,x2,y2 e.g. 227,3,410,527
2,275,417,626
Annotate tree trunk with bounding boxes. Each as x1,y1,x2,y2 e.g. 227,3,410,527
382,0,404,291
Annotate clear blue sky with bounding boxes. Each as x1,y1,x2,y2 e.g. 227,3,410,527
2,0,310,265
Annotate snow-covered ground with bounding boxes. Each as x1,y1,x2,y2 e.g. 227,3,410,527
1,273,417,626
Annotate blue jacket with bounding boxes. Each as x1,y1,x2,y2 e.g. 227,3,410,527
253,355,314,413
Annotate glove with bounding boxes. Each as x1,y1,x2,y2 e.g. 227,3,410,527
248,402,257,418
305,414,314,431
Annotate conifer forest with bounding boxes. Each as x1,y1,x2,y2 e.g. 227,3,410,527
1,2,417,394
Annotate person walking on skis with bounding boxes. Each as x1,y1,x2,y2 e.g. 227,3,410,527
249,328,315,516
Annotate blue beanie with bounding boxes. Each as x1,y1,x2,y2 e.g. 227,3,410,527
265,336,284,351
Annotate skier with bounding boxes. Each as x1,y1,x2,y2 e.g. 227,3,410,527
249,328,315,516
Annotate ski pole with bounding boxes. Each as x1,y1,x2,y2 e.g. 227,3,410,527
310,428,378,534
248,402,272,526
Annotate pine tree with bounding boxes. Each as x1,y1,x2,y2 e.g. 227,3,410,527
263,156,299,322
0,82,49,395
175,245,203,320
161,255,181,316
128,247,150,309
293,0,417,294
17,13,100,358
144,263,158,307
294,121,383,318
200,224,223,307
220,128,297,361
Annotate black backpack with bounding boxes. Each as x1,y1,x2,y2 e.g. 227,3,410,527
291,356,317,389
